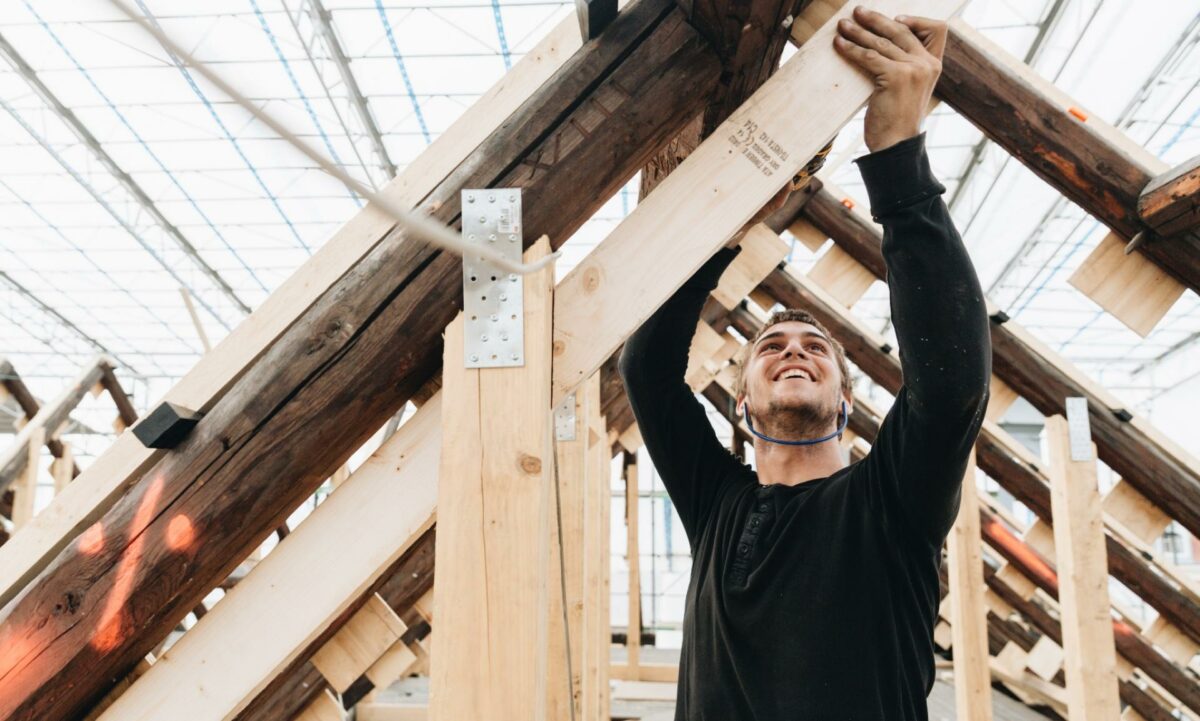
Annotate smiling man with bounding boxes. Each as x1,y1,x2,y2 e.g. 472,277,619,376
618,6,992,720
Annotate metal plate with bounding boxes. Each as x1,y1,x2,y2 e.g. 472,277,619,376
554,392,577,441
1065,396,1092,461
462,188,524,368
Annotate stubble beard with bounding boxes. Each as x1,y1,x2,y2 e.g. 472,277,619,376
760,394,840,440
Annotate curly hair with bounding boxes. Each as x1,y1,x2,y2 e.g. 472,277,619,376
733,308,853,403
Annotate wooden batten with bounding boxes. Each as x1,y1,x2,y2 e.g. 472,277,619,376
581,373,611,721
807,244,875,307
1068,231,1185,337
710,225,790,310
310,595,408,693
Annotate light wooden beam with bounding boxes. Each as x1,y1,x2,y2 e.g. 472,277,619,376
429,237,554,721
946,450,993,721
582,372,611,721
1045,412,1120,720
624,454,641,675
546,388,587,721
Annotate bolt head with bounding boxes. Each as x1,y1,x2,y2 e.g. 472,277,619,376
489,194,496,202
500,333,509,341
499,293,508,301
481,334,489,342
479,216,487,223
511,353,519,361
470,353,479,362
490,314,498,321
467,195,475,203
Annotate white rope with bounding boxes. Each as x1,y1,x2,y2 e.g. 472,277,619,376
107,0,559,276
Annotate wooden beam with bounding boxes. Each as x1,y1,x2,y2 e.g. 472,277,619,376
0,3,724,715
582,372,611,721
11,429,44,530
429,237,555,721
624,454,641,675
0,6,588,614
94,399,440,720
310,595,407,693
946,451,993,721
547,389,588,721
1067,231,1185,337
551,0,964,403
1045,413,1120,720
1139,154,1200,238
937,19,1200,294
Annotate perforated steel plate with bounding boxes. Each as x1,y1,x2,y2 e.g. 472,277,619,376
462,188,524,368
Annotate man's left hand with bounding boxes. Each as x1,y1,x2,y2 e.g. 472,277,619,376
834,6,947,153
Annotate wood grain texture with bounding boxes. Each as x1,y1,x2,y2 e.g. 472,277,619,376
429,238,554,721
1044,415,1120,721
1139,154,1200,237
947,451,994,721
938,20,1200,293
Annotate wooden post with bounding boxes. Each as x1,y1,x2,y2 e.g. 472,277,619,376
946,450,993,721
581,374,610,721
624,453,641,676
11,429,45,530
429,238,554,721
1045,407,1120,721
547,388,588,720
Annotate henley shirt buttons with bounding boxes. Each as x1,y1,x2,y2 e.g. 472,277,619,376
758,503,769,512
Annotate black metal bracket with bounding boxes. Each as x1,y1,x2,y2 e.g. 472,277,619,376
132,401,203,449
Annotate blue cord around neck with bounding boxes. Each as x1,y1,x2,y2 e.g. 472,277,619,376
742,400,848,446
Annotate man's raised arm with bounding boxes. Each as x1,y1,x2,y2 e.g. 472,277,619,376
837,8,991,545
619,248,749,546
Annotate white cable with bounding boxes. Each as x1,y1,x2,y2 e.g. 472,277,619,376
107,0,558,276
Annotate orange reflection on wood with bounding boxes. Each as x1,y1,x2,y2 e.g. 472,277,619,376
91,476,164,653
78,522,104,556
165,514,195,552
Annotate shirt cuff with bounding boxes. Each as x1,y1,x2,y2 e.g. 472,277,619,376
852,132,947,222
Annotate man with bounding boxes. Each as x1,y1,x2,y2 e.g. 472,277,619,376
618,6,992,720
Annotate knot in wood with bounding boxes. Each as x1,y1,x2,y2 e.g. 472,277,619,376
583,267,602,293
553,339,566,357
519,453,542,475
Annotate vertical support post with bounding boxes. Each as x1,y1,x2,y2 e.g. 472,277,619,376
1046,402,1120,721
946,450,993,721
547,390,588,720
624,452,641,676
50,442,73,494
430,238,555,721
581,373,610,721
12,428,45,529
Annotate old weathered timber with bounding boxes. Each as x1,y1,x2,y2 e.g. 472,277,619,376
798,186,1200,541
937,20,1200,292
0,2,721,716
1140,155,1200,238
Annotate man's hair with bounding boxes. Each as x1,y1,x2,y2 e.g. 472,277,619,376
733,308,853,402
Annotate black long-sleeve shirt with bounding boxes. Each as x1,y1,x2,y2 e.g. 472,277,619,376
619,132,991,721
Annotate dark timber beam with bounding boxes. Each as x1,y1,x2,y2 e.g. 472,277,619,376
936,21,1200,293
799,186,1200,541
0,1,721,716
1140,155,1200,238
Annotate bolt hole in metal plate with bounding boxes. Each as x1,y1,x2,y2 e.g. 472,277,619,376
462,188,524,368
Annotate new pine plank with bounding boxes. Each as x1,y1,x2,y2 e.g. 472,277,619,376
1045,414,1121,721
550,0,965,404
947,451,993,721
429,238,554,721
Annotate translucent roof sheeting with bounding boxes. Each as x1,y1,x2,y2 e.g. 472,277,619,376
0,0,1197,462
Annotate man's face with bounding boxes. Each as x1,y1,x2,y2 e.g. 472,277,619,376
739,321,846,428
